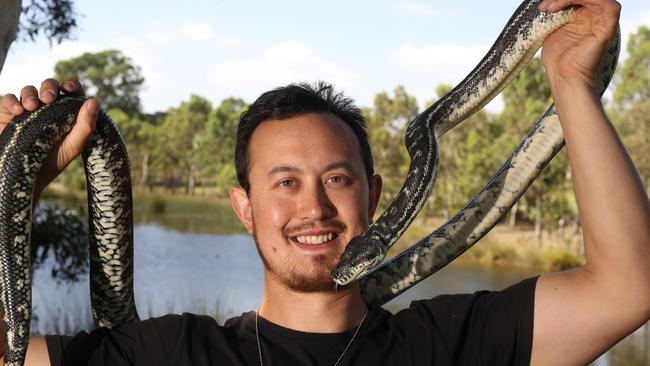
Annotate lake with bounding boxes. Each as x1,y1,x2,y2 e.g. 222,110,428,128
31,223,649,365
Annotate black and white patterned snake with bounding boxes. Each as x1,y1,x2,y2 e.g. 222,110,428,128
0,0,620,364
333,0,620,305
0,99,139,365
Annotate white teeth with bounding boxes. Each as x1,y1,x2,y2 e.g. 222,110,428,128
295,233,335,245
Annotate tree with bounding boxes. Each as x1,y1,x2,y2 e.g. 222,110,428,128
366,86,419,209
613,26,650,108
422,84,493,220
152,95,213,194
19,0,77,44
0,1,22,74
198,97,247,196
1,0,78,74
108,108,158,190
54,50,144,115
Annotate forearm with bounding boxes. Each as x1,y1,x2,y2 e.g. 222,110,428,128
553,80,650,291
0,332,51,365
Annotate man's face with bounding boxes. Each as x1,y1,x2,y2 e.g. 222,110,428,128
230,112,380,293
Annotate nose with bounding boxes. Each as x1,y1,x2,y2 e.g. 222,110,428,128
297,180,336,221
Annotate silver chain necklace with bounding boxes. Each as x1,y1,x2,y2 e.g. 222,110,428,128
254,307,368,366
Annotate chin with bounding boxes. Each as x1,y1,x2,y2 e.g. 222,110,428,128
285,255,343,293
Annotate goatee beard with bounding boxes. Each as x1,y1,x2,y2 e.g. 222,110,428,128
252,230,346,293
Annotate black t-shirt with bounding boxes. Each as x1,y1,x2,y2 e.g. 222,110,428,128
46,276,537,366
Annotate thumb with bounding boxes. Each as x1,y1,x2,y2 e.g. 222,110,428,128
58,98,99,165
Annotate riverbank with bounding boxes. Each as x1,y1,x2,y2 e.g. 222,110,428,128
389,216,585,271
42,187,585,271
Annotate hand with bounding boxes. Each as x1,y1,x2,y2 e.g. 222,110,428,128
0,79,99,198
538,0,621,89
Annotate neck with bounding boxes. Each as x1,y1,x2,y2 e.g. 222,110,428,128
258,274,367,333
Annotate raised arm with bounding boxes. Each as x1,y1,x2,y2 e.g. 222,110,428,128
0,79,97,365
532,0,650,365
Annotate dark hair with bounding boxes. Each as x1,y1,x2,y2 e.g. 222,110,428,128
235,81,374,192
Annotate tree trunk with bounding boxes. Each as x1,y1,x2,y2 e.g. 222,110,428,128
140,149,150,191
534,196,542,247
187,163,196,195
0,0,21,74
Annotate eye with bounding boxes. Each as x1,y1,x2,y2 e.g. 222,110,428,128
278,179,296,188
326,175,349,185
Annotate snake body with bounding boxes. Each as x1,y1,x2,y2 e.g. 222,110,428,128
0,98,139,365
333,0,619,289
363,23,619,304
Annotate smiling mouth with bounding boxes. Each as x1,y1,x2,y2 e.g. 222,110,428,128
291,233,339,245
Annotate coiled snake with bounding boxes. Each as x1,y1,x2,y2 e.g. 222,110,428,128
0,0,620,364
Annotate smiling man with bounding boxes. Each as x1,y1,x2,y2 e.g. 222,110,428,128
1,0,649,365
233,109,380,295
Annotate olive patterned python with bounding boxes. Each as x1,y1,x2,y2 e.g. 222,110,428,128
0,98,139,365
332,0,620,292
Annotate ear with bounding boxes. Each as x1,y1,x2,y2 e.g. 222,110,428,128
367,174,383,220
230,187,254,235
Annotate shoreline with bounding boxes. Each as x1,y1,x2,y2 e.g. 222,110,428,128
41,187,586,271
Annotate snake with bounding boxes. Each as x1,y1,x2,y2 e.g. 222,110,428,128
332,0,620,290
0,98,139,365
0,0,620,364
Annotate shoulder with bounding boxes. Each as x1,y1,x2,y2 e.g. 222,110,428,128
383,276,538,365
46,312,247,366
391,276,537,325
140,312,220,332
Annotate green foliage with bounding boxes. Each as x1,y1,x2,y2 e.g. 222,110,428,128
19,0,77,44
150,196,166,214
198,97,247,196
611,26,650,191
55,157,86,191
151,95,212,194
541,248,584,271
614,26,650,107
54,50,144,114
367,85,419,209
426,83,496,217
108,107,157,189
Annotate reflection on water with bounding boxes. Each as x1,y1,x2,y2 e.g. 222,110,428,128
32,224,648,365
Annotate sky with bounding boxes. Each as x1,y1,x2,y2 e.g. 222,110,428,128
1,0,649,114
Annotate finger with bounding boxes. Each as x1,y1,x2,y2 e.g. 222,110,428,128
0,93,23,117
19,85,40,111
39,78,60,104
61,79,85,97
60,98,99,160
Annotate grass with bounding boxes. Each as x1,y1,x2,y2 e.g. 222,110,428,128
389,216,586,271
41,186,245,235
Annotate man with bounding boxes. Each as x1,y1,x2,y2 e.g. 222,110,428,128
0,0,648,364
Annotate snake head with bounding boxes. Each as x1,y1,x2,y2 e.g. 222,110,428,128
332,234,387,285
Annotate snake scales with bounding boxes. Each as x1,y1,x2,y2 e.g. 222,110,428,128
0,99,139,365
0,0,619,365
333,0,620,295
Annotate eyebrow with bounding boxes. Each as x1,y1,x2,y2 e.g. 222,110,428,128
267,166,303,178
266,161,356,178
323,161,356,173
